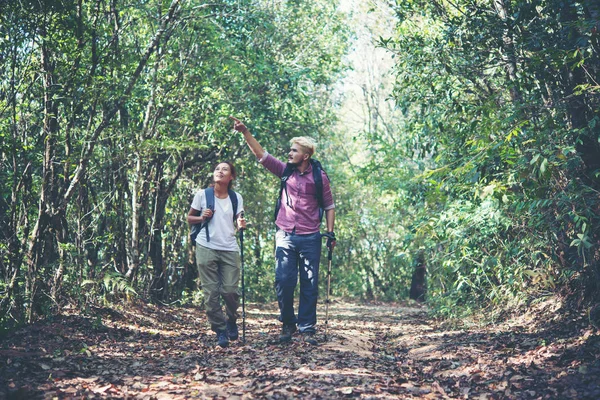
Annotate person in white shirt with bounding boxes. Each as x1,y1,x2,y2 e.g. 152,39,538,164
187,162,246,348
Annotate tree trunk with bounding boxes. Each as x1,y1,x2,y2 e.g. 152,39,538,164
559,1,600,294
26,31,62,321
149,158,167,301
76,178,99,280
127,34,161,283
149,156,187,301
409,250,426,302
127,157,149,281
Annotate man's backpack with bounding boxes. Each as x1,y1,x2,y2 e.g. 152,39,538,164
274,158,327,221
190,187,238,245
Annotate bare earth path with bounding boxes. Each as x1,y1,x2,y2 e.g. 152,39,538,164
1,299,599,399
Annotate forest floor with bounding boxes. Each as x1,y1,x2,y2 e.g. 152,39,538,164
1,298,600,399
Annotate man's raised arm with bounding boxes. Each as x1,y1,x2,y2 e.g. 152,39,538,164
230,116,265,160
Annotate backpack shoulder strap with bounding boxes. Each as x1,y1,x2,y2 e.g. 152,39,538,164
274,164,295,220
205,187,215,210
228,189,238,222
203,187,215,241
311,159,326,221
311,159,324,207
281,164,294,184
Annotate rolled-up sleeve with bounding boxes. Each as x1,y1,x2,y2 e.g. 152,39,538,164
321,172,334,210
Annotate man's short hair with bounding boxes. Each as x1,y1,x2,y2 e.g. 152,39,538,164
290,136,316,157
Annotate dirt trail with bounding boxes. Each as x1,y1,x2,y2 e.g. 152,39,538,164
1,299,599,399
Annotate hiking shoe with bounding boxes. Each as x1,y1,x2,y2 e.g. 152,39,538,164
279,324,297,343
302,331,319,346
216,330,229,348
227,319,239,341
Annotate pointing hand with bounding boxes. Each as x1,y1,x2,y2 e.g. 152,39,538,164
229,116,247,133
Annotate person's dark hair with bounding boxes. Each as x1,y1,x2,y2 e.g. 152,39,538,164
213,161,236,190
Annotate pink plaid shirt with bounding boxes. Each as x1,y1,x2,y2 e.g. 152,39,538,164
260,153,334,234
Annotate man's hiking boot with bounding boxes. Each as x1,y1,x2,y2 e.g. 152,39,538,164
302,331,319,346
227,319,239,341
279,323,297,343
216,329,229,348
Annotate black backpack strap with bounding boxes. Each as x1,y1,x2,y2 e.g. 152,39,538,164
274,164,294,221
190,222,200,246
311,159,325,221
203,187,215,242
228,189,238,222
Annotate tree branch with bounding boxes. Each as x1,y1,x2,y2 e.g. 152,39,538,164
61,0,182,211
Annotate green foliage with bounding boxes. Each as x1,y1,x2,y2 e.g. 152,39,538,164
81,272,137,305
0,0,351,326
367,0,600,318
102,272,137,299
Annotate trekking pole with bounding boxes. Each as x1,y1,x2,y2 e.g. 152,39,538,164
324,246,333,342
240,211,246,343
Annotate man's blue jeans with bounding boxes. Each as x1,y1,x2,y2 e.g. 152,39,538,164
275,230,321,333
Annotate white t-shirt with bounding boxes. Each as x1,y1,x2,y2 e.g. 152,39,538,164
191,189,244,252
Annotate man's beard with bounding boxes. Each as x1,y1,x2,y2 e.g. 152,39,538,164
286,161,300,168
